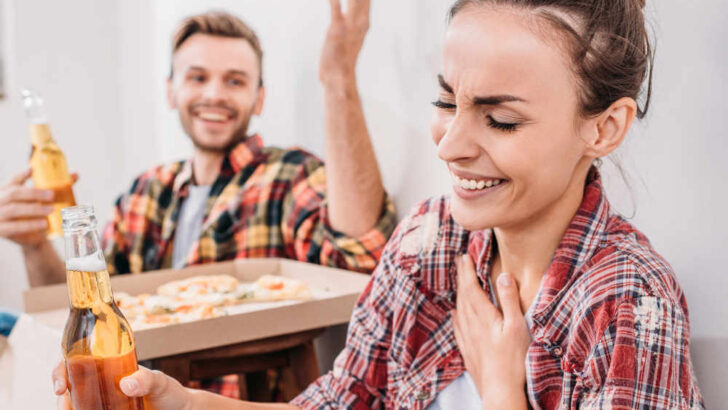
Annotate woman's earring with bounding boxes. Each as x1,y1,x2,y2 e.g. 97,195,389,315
594,158,604,168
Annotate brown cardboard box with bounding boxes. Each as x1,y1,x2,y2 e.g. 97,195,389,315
23,258,370,360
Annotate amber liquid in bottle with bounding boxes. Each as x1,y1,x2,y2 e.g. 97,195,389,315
23,90,76,238
61,206,144,410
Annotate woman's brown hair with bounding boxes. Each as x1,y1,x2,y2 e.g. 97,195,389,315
449,0,653,119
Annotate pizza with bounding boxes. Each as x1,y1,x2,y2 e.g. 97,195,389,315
114,274,312,329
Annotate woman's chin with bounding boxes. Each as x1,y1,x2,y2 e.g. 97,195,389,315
450,204,497,232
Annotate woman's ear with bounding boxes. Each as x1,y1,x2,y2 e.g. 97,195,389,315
585,97,638,158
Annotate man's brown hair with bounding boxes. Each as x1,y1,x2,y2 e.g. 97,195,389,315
170,11,264,86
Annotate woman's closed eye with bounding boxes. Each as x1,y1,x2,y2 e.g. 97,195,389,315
433,100,456,110
487,116,520,132
433,100,522,132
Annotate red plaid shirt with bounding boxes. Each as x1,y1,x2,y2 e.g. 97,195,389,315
101,134,396,275
293,168,704,409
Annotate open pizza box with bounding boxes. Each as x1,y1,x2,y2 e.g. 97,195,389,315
22,258,371,360
0,258,370,408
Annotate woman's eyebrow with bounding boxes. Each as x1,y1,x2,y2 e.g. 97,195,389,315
438,74,526,105
473,95,526,105
437,74,453,93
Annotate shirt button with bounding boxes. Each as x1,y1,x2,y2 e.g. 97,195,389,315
415,388,431,401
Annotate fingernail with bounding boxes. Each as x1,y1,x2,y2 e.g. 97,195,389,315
54,380,64,394
498,273,512,287
44,206,54,214
120,378,138,394
43,190,54,200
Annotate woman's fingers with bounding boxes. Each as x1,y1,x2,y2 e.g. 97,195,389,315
120,366,174,398
496,273,524,325
56,391,72,410
456,254,498,323
51,361,67,396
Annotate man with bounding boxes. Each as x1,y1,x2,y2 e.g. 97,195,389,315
0,10,395,286
2,7,394,399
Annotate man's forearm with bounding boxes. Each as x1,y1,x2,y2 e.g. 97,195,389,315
322,77,385,238
23,240,66,286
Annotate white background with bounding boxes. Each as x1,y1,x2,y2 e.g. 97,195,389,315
0,0,725,405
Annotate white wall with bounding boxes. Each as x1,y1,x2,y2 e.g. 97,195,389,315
0,0,157,309
0,0,725,405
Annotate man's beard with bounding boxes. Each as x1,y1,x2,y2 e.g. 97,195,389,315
183,102,256,154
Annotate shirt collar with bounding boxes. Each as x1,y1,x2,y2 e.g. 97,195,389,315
468,167,610,325
172,134,265,194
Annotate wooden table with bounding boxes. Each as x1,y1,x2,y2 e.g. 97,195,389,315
147,327,326,401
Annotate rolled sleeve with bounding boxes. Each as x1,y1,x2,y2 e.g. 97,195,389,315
291,223,403,408
283,158,397,273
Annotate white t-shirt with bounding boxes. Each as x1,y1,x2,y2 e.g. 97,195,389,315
172,185,211,269
427,371,482,410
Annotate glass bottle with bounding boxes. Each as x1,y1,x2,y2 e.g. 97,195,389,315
61,205,144,410
22,89,76,238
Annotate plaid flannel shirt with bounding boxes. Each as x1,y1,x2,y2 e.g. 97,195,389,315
101,134,396,275
293,168,704,409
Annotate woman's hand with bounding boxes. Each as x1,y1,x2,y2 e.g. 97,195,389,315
452,254,531,410
53,361,193,410
319,0,370,87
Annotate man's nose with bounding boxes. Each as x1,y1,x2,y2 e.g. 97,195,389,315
202,79,226,100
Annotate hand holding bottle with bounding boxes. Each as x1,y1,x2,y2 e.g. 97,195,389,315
53,361,194,410
0,168,78,247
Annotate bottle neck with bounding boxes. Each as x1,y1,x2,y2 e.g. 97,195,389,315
64,227,112,308
66,269,113,309
29,123,54,147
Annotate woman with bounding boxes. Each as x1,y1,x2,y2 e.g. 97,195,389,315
54,0,704,408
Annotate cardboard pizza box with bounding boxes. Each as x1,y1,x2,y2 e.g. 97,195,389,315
23,258,371,360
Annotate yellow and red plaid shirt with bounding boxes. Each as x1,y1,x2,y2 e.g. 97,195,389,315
101,134,397,275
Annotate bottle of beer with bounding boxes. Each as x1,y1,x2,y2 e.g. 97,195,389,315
22,89,76,238
61,205,144,410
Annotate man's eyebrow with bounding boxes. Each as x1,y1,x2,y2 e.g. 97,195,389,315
185,67,250,78
226,70,250,78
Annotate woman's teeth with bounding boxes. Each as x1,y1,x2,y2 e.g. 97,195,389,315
452,175,506,191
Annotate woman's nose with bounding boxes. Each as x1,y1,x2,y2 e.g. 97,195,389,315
437,114,482,164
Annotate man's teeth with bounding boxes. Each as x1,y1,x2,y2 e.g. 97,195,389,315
452,175,506,191
197,112,229,122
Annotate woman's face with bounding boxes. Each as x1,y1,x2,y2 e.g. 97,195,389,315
431,6,595,231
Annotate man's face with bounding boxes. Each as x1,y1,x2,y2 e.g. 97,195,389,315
168,33,265,153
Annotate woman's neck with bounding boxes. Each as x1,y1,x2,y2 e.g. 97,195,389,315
491,164,592,310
